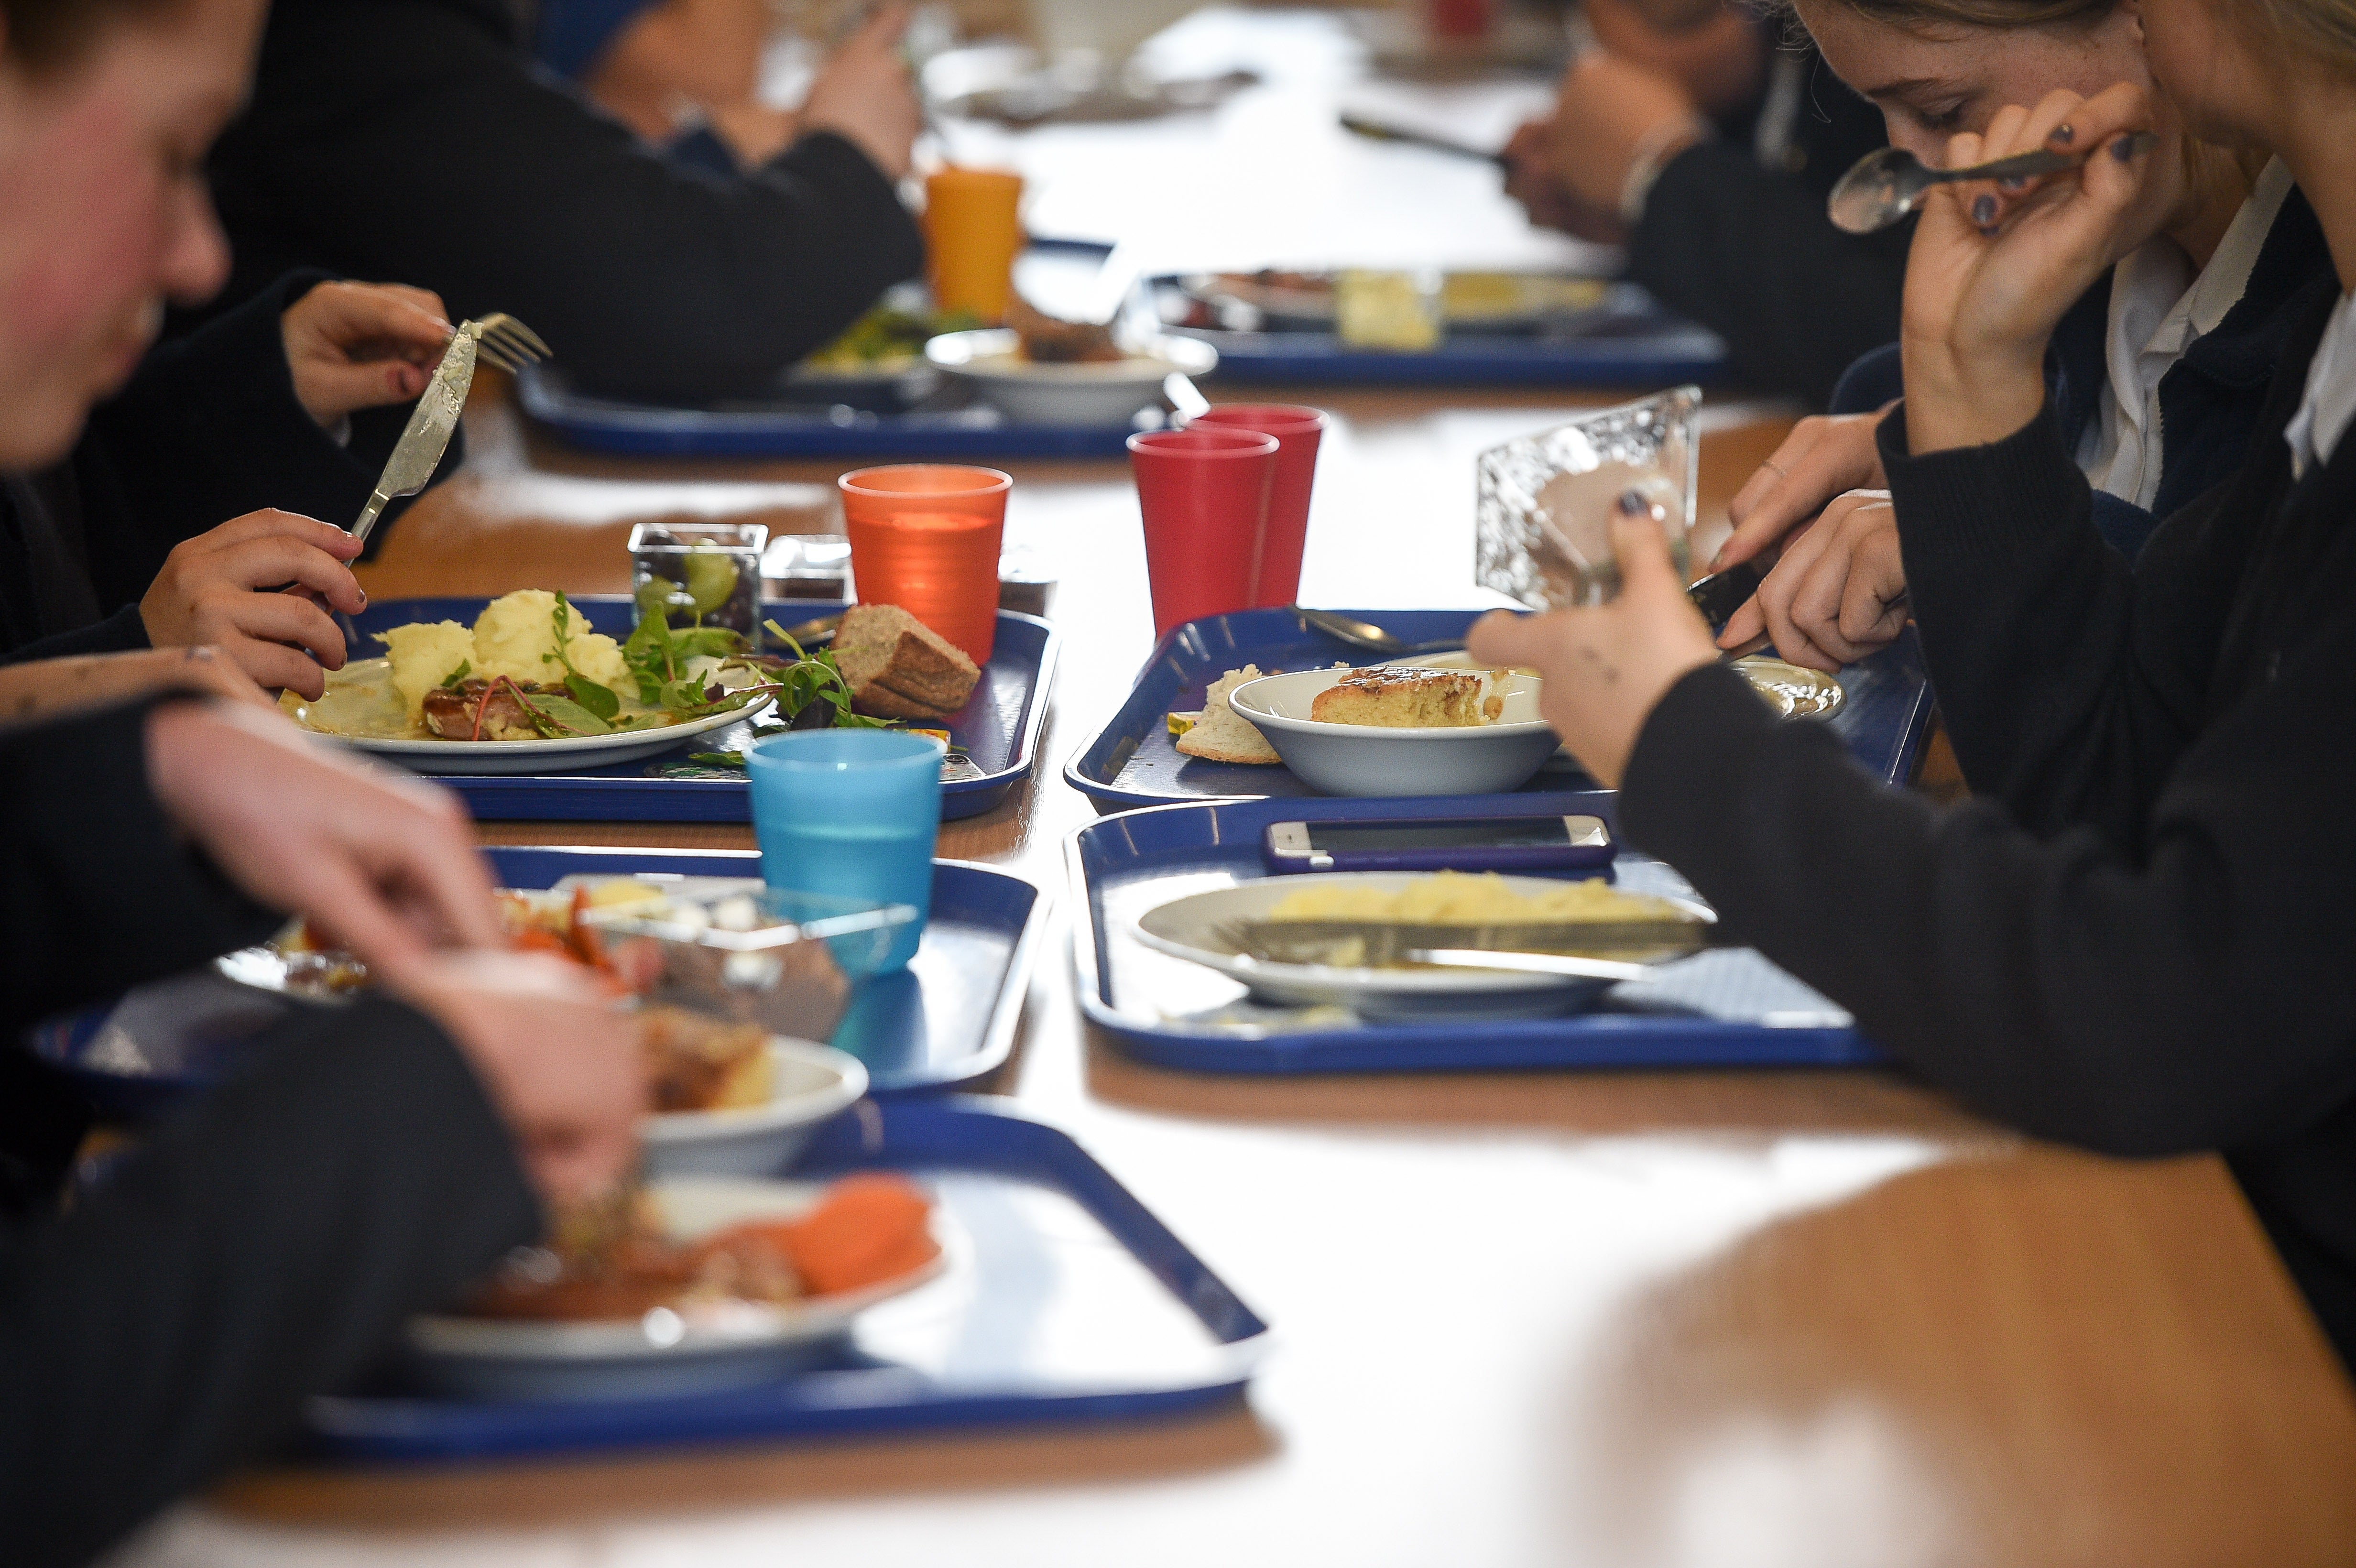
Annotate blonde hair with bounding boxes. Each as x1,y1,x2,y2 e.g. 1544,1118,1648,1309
1768,0,2114,33
2247,0,2356,73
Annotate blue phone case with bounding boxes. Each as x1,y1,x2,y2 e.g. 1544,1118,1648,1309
1260,814,1617,875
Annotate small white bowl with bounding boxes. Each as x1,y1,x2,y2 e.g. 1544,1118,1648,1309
1225,667,1561,797
926,328,1217,426
640,1036,868,1179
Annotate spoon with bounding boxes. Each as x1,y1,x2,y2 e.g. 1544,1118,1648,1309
1337,113,1510,170
1826,133,2159,234
1293,607,1468,659
1163,370,1210,422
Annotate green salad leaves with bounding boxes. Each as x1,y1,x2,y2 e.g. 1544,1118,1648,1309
446,593,884,741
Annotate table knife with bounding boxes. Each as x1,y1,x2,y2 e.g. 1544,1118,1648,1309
349,329,478,547
1685,560,1761,635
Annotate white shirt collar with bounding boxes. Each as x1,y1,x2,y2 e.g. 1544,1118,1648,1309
2080,159,2294,509
2286,289,2356,479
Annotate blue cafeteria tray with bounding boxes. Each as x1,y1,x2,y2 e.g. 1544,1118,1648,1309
343,597,1056,823
300,1096,1268,1462
1164,320,1727,388
1064,607,1935,813
30,849,1046,1106
516,363,1149,460
1068,790,1881,1074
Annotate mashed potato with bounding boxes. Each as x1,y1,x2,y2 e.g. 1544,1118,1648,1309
471,590,565,683
1267,871,1683,925
377,621,476,719
562,631,628,689
376,592,633,720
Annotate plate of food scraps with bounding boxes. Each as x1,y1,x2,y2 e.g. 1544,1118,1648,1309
404,1173,956,1400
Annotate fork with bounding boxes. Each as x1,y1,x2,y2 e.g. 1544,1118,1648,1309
468,312,551,374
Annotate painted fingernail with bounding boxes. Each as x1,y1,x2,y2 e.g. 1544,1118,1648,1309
1971,194,1996,224
1616,488,1647,515
356,588,367,609
2050,123,2074,144
2111,133,2139,162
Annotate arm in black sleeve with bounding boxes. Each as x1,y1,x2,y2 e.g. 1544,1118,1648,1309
0,999,541,1568
0,604,151,667
1879,402,2245,845
76,271,453,602
1625,143,1911,408
208,0,923,403
1618,650,2356,1159
0,697,279,1032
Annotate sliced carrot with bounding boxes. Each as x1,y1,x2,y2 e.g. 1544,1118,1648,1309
566,885,611,971
509,926,571,957
728,1175,937,1296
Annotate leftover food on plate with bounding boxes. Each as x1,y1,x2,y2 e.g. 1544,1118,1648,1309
1334,269,1441,351
829,603,982,719
1308,666,1504,728
286,589,865,744
1005,295,1123,364
798,301,980,375
1174,664,1281,764
1189,269,1611,327
237,882,839,1115
1264,870,1684,926
638,1007,773,1114
466,1173,936,1322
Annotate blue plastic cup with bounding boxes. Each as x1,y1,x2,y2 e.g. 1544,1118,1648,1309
746,729,944,974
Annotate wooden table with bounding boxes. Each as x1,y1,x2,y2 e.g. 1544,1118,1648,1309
114,378,2356,1568
115,20,2356,1562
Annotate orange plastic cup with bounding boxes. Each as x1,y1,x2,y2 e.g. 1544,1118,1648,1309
838,464,1011,664
923,167,1025,323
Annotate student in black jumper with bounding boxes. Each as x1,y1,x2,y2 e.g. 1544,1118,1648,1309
1469,0,2356,1369
1698,0,2334,673
1505,0,1910,408
0,0,645,1558
0,273,462,690
191,0,926,403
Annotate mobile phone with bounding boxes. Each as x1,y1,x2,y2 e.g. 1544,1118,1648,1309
1261,815,1614,874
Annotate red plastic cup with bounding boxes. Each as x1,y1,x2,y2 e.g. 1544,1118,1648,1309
1186,403,1328,607
1127,428,1278,637
838,464,1011,663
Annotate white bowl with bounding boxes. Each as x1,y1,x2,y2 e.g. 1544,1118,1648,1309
926,328,1217,426
1225,667,1561,797
641,1037,868,1179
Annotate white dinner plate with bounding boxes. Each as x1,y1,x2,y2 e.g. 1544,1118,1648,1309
404,1175,952,1401
1132,872,1708,1017
926,327,1217,426
281,658,770,774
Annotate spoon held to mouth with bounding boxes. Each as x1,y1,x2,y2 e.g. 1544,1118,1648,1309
1826,133,2160,234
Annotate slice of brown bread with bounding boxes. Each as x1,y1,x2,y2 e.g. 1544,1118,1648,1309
832,603,981,719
